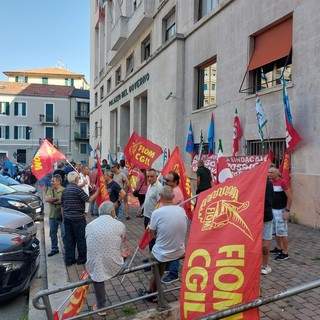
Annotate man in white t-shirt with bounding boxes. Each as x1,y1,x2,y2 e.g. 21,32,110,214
138,185,187,302
78,164,90,214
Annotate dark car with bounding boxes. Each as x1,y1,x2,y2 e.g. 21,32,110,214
0,184,43,221
0,227,40,302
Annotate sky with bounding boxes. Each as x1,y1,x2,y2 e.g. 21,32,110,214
0,0,90,82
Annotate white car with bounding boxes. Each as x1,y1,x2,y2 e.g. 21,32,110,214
0,175,37,195
0,207,37,236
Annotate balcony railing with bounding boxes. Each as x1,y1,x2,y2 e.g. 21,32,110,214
74,132,89,140
39,114,59,125
74,111,89,119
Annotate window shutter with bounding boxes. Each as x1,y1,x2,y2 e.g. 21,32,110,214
15,76,19,82
14,102,18,115
5,126,9,139
25,76,28,83
26,127,30,140
22,103,26,116
5,102,10,115
14,126,18,139
71,78,74,86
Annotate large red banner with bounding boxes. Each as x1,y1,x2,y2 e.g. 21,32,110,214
124,131,163,169
192,154,268,183
180,161,269,320
31,139,66,181
161,146,193,219
96,155,109,207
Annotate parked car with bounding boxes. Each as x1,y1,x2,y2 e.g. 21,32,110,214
0,227,40,302
0,207,37,236
0,175,37,195
0,184,43,221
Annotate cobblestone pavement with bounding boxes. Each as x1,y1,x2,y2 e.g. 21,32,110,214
47,203,320,320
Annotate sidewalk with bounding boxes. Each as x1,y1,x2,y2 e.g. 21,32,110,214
30,203,320,320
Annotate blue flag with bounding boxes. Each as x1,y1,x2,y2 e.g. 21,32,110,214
108,149,115,165
282,75,293,125
185,121,195,157
208,113,215,156
4,158,16,178
88,144,93,155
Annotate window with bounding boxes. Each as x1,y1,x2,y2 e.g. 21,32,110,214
77,102,89,117
79,143,87,154
0,102,10,115
246,17,292,93
198,0,219,20
45,127,54,140
65,78,75,86
197,59,217,109
95,92,98,106
126,53,134,75
165,12,176,41
246,139,286,168
0,126,9,139
42,77,48,85
15,76,28,83
94,121,98,138
45,103,54,122
80,123,88,139
100,85,104,100
141,34,151,62
14,126,30,140
115,67,121,85
14,102,26,116
107,77,112,94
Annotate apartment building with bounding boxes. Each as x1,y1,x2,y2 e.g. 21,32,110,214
90,0,320,227
0,68,90,164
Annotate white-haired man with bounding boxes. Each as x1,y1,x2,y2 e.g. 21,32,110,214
86,201,131,316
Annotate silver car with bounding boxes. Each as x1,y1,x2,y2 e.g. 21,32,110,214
0,207,37,236
0,175,38,195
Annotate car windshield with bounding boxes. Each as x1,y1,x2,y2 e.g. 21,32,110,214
0,175,19,186
0,184,16,195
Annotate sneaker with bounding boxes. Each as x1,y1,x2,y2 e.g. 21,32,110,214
161,273,179,284
270,247,282,255
47,250,59,257
275,253,289,260
261,265,272,275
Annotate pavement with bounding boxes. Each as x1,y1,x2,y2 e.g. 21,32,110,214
29,199,320,320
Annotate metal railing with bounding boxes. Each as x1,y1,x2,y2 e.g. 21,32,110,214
33,260,180,320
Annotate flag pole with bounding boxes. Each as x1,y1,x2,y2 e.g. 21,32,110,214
178,194,199,207
66,159,77,172
120,246,139,283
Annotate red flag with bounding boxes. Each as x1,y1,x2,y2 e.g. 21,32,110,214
161,146,193,219
138,227,153,250
180,161,269,320
31,139,66,181
279,150,290,184
124,131,163,169
60,270,90,319
285,112,301,152
96,155,109,207
98,1,105,22
233,109,243,156
268,149,275,162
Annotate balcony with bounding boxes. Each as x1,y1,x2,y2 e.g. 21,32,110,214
108,0,155,66
39,114,59,125
39,138,59,148
111,16,129,51
74,132,89,141
74,111,89,119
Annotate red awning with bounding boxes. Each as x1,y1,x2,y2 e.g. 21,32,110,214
247,18,292,71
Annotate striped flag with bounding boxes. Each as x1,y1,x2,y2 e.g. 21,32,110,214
255,93,268,147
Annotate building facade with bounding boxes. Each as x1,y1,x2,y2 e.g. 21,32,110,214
0,68,90,164
90,0,320,227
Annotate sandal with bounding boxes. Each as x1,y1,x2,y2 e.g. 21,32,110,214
137,288,158,303
92,304,107,316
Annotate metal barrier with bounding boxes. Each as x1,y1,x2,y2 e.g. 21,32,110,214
33,260,180,320
195,278,320,320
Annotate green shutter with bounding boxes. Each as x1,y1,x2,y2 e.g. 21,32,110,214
5,126,9,139
26,127,30,140
14,126,18,139
25,76,28,83
14,102,18,115
5,102,9,115
22,103,26,116
15,76,19,82
71,78,74,86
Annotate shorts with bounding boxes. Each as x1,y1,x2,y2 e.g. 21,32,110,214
272,208,288,237
150,253,172,278
262,220,273,241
